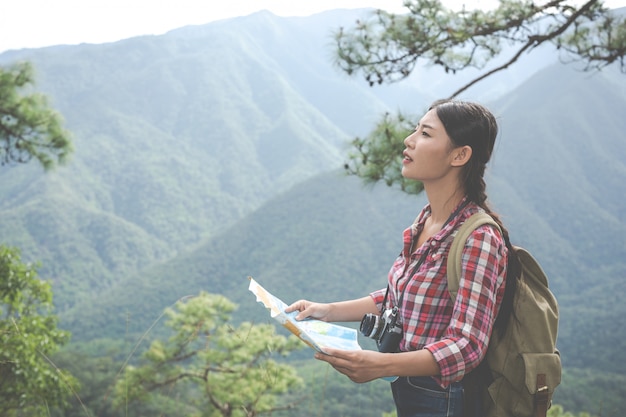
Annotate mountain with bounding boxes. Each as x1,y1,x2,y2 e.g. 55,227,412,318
0,9,401,309
1,8,625,415
60,170,422,340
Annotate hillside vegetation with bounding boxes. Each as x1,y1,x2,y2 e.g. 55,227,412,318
0,8,624,415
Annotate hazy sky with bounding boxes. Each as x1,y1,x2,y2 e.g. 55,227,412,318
0,0,407,53
1,0,625,54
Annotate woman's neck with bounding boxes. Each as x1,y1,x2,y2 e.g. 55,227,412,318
424,183,466,225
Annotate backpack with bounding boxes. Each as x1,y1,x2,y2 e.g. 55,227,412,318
447,212,561,417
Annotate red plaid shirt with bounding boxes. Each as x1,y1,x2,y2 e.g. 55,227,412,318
370,198,508,387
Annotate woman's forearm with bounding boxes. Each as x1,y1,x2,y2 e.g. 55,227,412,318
327,296,379,322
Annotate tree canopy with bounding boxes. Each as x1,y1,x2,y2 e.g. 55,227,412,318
0,245,77,416
343,111,423,194
0,60,76,415
0,61,72,170
334,0,626,98
114,292,304,417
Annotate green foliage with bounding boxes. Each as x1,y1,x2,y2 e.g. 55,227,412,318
0,245,77,416
334,0,625,96
61,170,419,343
44,337,146,417
113,292,304,417
0,61,72,169
552,368,625,417
343,111,424,195
547,404,596,417
556,6,626,71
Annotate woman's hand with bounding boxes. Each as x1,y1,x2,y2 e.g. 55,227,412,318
285,300,332,321
314,348,391,383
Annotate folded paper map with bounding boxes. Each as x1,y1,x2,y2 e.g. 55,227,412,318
248,276,361,353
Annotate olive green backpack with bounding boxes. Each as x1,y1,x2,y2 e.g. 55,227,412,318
448,212,561,417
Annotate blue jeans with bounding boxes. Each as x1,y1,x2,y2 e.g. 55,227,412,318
391,376,464,417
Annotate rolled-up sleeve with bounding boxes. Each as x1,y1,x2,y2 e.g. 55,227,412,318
370,288,387,311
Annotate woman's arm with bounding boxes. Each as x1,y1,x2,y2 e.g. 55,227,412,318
286,296,379,322
315,348,441,383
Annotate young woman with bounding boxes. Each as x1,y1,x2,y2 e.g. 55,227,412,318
286,99,519,417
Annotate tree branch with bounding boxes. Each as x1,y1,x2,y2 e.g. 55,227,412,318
449,0,599,97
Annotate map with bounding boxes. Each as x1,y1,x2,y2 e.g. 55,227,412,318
248,276,361,353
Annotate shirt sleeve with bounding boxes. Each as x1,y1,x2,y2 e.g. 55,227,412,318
424,225,507,385
370,288,387,311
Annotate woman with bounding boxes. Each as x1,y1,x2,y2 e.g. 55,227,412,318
286,99,519,417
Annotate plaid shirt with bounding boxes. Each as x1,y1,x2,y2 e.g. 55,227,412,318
370,198,507,387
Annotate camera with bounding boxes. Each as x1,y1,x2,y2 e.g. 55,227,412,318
360,306,402,353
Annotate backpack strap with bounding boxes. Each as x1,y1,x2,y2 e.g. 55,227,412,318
447,212,501,302
535,374,550,417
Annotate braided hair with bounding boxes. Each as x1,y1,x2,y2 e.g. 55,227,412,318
429,99,520,334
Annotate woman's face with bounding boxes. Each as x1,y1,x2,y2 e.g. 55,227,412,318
401,108,457,182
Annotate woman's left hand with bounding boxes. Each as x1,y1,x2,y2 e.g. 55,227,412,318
314,348,390,383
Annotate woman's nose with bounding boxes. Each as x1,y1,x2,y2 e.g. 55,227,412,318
404,133,414,147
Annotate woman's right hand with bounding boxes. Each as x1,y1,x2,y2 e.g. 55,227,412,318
286,296,378,323
285,300,332,322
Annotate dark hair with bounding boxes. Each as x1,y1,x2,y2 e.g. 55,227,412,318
429,99,519,333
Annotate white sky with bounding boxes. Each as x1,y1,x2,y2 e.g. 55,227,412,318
1,0,625,54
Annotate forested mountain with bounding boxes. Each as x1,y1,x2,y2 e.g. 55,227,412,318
0,10,386,309
1,8,624,415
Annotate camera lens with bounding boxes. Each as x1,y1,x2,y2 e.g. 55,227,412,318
360,313,381,339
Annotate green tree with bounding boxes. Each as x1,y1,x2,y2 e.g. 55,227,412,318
48,347,122,417
114,292,304,417
0,245,77,416
334,0,625,192
0,61,72,169
343,111,422,194
0,60,76,415
335,0,625,97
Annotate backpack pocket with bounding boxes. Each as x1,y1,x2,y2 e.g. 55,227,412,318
484,351,562,417
521,351,562,395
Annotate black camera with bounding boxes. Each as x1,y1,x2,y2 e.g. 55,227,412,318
360,306,402,353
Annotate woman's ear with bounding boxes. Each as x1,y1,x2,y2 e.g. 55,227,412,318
451,145,472,167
